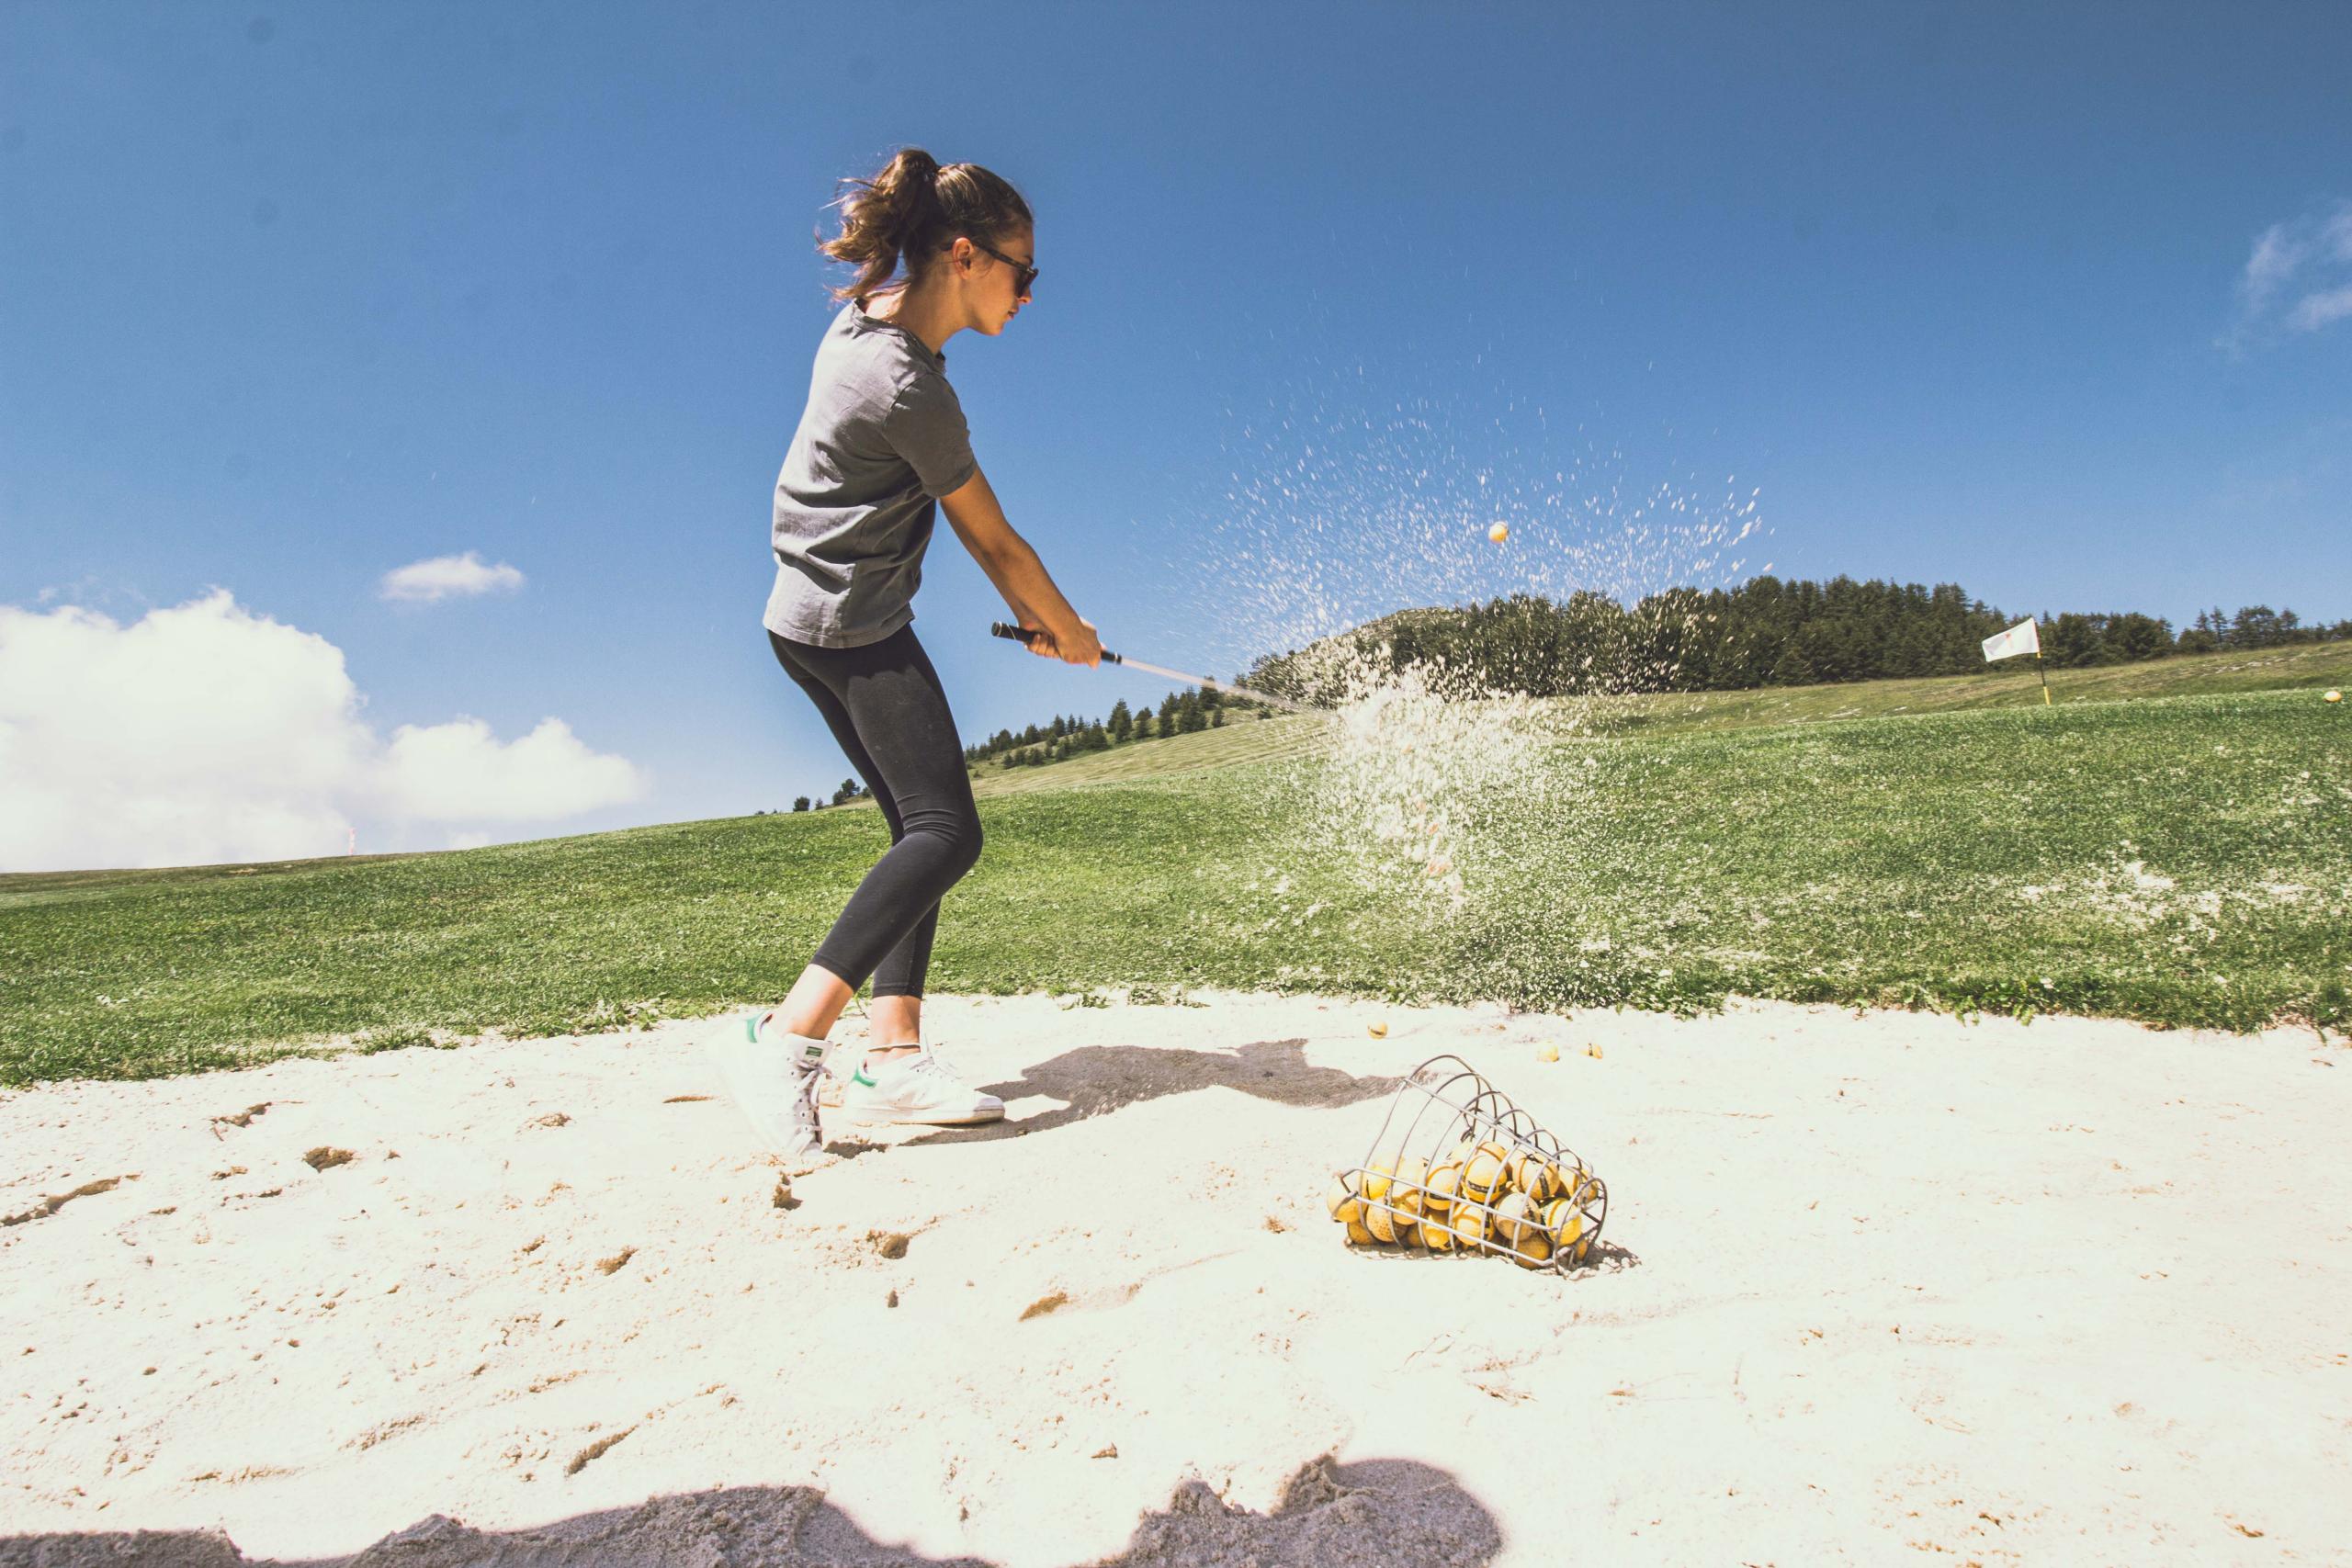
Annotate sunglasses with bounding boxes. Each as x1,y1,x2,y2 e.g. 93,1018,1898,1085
967,238,1038,298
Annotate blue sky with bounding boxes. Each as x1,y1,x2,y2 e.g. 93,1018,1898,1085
3,1,2348,868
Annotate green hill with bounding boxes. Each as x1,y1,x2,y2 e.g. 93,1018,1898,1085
3,649,2346,1086
970,639,2352,793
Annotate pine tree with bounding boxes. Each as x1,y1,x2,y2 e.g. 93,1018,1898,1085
2231,605,2282,649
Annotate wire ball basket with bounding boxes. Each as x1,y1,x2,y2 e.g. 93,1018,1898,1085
1326,1053,1608,1272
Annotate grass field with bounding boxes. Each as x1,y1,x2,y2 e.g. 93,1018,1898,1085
967,638,2352,792
2,650,2346,1086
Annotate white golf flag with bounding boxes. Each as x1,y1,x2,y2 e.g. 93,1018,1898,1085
1982,619,2040,663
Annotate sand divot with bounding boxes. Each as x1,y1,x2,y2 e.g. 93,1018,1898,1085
562,1426,634,1477
2,1173,137,1228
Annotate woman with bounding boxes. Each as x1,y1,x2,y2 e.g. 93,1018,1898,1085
707,148,1100,1157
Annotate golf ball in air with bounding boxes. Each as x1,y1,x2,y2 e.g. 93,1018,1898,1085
2328,690,2343,704
1488,522,1510,543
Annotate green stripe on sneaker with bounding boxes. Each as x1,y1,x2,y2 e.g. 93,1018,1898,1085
744,1013,760,1043
851,1067,876,1088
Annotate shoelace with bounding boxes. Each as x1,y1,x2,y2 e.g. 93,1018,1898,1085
899,1049,964,1089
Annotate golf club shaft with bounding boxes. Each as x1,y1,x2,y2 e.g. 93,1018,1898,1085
988,623,1314,714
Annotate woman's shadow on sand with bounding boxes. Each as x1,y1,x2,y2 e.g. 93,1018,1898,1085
831,1037,1404,1155
0,1453,1503,1568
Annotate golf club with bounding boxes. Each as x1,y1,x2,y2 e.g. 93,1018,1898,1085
989,623,1317,714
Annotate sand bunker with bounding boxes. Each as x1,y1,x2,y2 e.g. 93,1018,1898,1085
4,993,2348,1564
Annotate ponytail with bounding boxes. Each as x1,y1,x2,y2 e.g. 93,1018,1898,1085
820,146,1032,304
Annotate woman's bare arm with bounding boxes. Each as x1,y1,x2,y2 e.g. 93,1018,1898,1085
939,465,1102,665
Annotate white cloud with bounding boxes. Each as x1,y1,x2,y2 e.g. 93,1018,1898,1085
0,592,648,872
2227,200,2352,348
2287,283,2352,333
2239,222,2301,312
379,551,526,604
379,717,647,822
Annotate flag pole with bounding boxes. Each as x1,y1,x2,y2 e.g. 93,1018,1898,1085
2037,650,2051,706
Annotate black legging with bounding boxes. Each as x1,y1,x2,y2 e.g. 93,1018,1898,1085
770,626,983,998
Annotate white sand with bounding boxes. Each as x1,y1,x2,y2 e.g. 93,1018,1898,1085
3,992,2348,1565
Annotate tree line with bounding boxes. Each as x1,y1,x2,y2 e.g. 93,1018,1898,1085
966,684,1274,772
1239,576,2349,703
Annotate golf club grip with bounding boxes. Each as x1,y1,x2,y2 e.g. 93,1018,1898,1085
988,622,1123,665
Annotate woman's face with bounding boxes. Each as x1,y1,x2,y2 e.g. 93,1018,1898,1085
958,228,1035,336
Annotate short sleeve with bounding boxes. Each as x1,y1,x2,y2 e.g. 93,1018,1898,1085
885,374,978,500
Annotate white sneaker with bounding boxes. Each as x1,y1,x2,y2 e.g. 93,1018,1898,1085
703,1010,831,1156
836,1046,1005,1126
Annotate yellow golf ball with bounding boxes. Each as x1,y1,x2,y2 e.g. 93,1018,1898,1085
1461,1143,1510,1203
1423,1161,1463,1225
1365,1197,1416,1245
1489,1190,1536,1246
1487,521,1510,543
1540,1196,1584,1254
2327,690,2343,704
1504,1149,1555,1201
1392,1156,1433,1220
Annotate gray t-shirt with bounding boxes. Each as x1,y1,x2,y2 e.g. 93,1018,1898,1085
763,302,978,648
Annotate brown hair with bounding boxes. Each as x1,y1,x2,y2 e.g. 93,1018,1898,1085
820,147,1033,305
